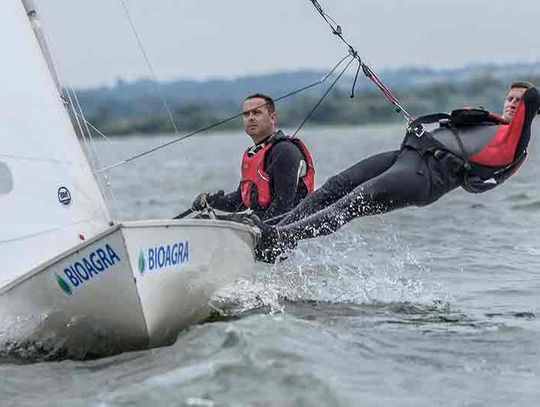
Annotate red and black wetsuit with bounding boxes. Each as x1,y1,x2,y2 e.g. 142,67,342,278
211,131,315,220
272,87,540,244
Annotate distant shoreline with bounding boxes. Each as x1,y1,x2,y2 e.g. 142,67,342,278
73,64,540,136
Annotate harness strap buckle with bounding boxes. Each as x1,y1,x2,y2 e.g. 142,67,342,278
406,124,425,138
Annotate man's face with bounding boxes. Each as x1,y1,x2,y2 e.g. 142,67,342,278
242,97,276,142
502,86,527,123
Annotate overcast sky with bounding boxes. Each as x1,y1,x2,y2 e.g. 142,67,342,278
37,0,540,88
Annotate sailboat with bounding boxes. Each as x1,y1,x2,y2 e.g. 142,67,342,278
0,0,257,358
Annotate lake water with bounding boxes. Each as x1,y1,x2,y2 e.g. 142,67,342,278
2,123,540,406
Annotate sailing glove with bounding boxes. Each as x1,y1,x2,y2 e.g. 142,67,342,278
191,193,209,211
192,190,225,211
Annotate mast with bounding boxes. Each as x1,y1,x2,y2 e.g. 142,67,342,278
22,0,63,96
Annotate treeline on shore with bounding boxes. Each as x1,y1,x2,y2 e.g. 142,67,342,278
81,74,540,136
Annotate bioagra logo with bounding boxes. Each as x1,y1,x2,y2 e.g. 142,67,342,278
138,250,145,274
55,244,121,295
138,241,190,275
55,273,72,295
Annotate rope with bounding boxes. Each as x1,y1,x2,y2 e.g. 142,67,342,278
308,0,412,122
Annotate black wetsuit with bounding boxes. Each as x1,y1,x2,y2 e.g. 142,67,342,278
271,89,540,246
276,145,463,240
211,134,308,220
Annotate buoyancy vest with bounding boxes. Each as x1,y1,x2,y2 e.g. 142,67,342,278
240,131,315,209
403,87,540,193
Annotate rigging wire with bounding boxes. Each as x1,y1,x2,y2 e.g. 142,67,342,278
69,87,125,220
77,113,116,144
308,0,412,122
292,56,355,137
98,52,353,173
117,0,192,168
66,87,102,175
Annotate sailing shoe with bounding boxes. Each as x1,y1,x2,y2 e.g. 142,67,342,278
245,215,294,264
224,213,293,263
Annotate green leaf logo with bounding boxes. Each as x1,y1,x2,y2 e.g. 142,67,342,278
55,273,72,295
138,250,145,274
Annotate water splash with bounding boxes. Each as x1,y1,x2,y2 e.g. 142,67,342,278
215,225,452,317
0,313,66,361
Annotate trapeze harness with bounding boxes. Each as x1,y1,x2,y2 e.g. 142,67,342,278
240,131,315,208
402,89,538,193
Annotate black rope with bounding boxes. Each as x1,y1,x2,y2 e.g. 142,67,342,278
350,62,362,98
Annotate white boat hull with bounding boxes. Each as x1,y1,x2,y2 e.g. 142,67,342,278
0,219,256,357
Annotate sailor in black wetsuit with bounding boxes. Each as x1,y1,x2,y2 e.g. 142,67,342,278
192,93,315,221
255,82,540,262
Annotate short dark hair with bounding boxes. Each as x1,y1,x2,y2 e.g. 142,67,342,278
244,93,275,113
510,80,535,90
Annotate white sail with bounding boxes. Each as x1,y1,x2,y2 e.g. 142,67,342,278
0,1,111,287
